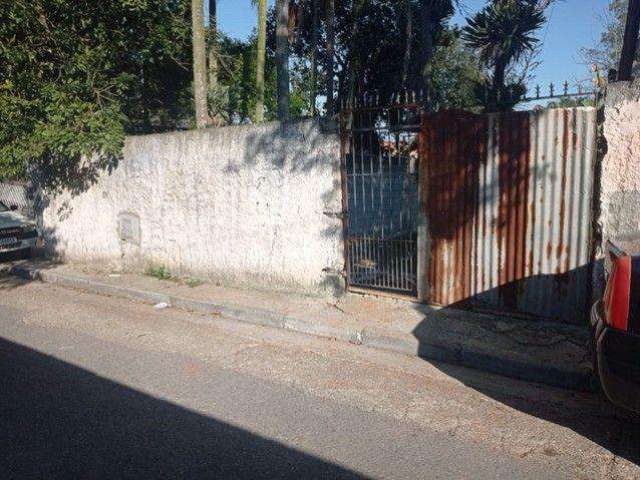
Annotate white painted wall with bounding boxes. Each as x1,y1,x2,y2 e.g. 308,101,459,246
41,119,345,295
601,80,640,246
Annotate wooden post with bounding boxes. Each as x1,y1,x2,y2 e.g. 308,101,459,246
618,0,640,81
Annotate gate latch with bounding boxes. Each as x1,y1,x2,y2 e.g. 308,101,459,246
323,210,348,219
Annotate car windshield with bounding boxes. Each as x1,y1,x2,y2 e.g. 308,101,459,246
0,201,8,213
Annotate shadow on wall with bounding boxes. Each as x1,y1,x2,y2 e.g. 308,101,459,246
28,119,344,294
438,264,596,324
421,108,597,324
237,119,346,295
27,151,122,248
0,336,362,479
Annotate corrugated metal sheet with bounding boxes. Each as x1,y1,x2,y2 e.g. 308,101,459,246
422,107,597,323
0,182,32,217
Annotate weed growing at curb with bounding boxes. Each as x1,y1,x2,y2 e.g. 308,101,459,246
146,265,173,281
185,277,203,288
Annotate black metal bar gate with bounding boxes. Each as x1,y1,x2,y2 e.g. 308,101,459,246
340,99,421,296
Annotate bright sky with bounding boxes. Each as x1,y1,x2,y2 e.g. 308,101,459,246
216,0,610,91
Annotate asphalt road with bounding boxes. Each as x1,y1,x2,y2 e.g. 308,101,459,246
0,273,639,479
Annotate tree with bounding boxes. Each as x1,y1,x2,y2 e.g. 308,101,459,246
192,0,210,127
287,0,458,111
0,0,192,187
275,0,291,121
325,0,336,115
255,0,268,122
462,0,547,110
402,0,414,88
208,0,225,125
584,0,640,78
310,0,320,115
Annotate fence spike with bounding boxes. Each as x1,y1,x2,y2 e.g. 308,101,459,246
563,81,569,96
535,85,540,99
549,82,554,97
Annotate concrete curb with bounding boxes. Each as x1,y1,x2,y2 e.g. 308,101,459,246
10,264,593,391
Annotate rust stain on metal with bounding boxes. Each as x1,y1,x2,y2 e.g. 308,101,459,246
556,109,569,273
418,106,596,322
422,111,487,305
496,112,530,310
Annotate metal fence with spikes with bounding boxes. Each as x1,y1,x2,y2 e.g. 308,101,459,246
339,80,600,114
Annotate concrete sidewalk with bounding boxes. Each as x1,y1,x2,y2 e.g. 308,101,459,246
8,260,593,390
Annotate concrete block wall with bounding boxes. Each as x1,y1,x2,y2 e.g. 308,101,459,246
40,119,345,295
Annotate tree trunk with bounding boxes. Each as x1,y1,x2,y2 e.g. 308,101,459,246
192,0,210,128
491,56,507,111
347,0,364,108
618,0,640,81
208,0,220,125
402,0,413,88
310,0,319,116
275,0,290,121
325,0,335,116
419,3,435,95
255,0,267,122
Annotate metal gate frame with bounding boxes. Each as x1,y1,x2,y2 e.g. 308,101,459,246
339,95,597,321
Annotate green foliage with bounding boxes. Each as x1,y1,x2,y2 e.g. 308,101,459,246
583,0,639,77
0,0,192,186
287,0,460,110
463,0,545,68
185,277,204,288
146,265,173,281
462,0,547,111
426,29,485,111
546,96,596,109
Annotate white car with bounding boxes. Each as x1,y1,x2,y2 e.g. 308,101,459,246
0,200,40,258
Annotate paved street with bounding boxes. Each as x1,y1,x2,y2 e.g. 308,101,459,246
1,274,639,479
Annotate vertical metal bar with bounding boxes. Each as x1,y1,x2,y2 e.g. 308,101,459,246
351,134,357,210
360,132,366,215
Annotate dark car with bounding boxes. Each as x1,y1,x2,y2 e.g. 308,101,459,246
591,241,640,413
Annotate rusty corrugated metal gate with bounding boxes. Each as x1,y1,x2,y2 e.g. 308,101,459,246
421,108,597,322
341,102,597,322
340,101,421,295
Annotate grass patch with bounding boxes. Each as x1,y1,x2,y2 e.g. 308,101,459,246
146,266,204,288
185,277,203,288
146,265,173,281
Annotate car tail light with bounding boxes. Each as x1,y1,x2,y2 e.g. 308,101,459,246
603,246,631,332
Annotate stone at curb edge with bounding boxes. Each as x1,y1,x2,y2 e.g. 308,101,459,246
10,265,592,391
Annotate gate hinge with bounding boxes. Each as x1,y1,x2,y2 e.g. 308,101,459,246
323,210,348,219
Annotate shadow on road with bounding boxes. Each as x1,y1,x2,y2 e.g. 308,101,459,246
0,337,364,479
431,355,640,467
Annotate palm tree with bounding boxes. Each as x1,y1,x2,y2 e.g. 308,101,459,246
255,0,267,122
402,0,414,88
208,0,222,125
325,0,335,116
192,0,210,128
310,0,319,115
462,0,546,109
276,0,290,121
